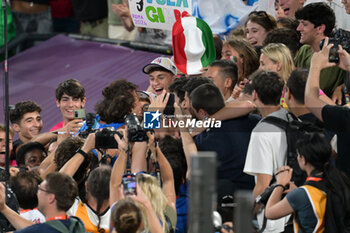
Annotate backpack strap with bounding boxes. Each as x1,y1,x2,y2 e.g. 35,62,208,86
46,217,85,233
46,220,69,233
262,115,289,131
261,115,290,185
256,213,268,233
263,113,309,186
68,216,85,233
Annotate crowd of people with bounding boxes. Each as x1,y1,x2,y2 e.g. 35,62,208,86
1,0,350,233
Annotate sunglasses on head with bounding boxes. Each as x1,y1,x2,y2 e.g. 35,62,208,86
248,11,269,17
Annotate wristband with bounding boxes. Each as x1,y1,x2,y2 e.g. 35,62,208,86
274,184,287,191
76,149,89,160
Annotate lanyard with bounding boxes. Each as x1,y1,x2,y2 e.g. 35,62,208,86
306,177,323,182
47,215,69,221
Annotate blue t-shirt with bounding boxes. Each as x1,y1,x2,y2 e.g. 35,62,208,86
77,114,124,135
77,114,124,163
176,183,189,233
286,188,317,233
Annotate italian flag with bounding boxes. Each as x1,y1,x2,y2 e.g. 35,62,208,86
172,16,216,75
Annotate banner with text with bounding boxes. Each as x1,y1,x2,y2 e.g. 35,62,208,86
191,0,275,35
128,0,192,30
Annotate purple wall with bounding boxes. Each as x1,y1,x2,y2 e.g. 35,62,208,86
0,35,163,132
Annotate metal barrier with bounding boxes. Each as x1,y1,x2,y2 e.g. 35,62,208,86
189,152,217,233
0,32,173,58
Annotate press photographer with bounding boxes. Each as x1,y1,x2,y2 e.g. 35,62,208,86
74,79,145,164
78,79,143,135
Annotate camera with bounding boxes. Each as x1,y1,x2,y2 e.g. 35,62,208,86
255,185,276,206
213,210,233,233
122,173,137,196
95,127,123,149
255,183,289,206
79,113,96,139
124,113,148,142
214,224,233,233
320,28,350,63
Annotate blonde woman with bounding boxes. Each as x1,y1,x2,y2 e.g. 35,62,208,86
110,129,177,233
259,43,294,83
136,173,177,233
258,43,334,108
258,43,294,108
110,191,163,233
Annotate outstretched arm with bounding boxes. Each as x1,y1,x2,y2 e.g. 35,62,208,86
110,129,129,205
174,103,197,179
59,133,95,177
305,38,350,121
147,131,176,211
39,133,67,179
32,119,83,146
179,129,197,179
0,184,33,230
111,3,135,32
130,141,148,173
210,100,255,121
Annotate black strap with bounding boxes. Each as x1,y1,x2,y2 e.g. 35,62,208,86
262,112,298,128
46,220,70,233
46,217,84,233
257,214,268,233
76,149,89,160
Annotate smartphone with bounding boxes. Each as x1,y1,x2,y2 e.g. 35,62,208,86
329,42,339,63
122,173,137,196
320,38,339,63
163,93,175,116
74,109,86,119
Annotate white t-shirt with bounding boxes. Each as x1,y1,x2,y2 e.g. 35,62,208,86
244,108,289,177
20,208,45,224
244,108,290,233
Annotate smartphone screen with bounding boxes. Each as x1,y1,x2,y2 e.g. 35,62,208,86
122,174,137,196
74,109,86,119
329,45,339,63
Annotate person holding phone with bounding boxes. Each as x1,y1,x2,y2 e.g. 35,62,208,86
294,3,346,103
50,79,86,132
305,37,350,178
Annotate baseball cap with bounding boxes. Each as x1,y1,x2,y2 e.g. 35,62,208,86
143,57,177,75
